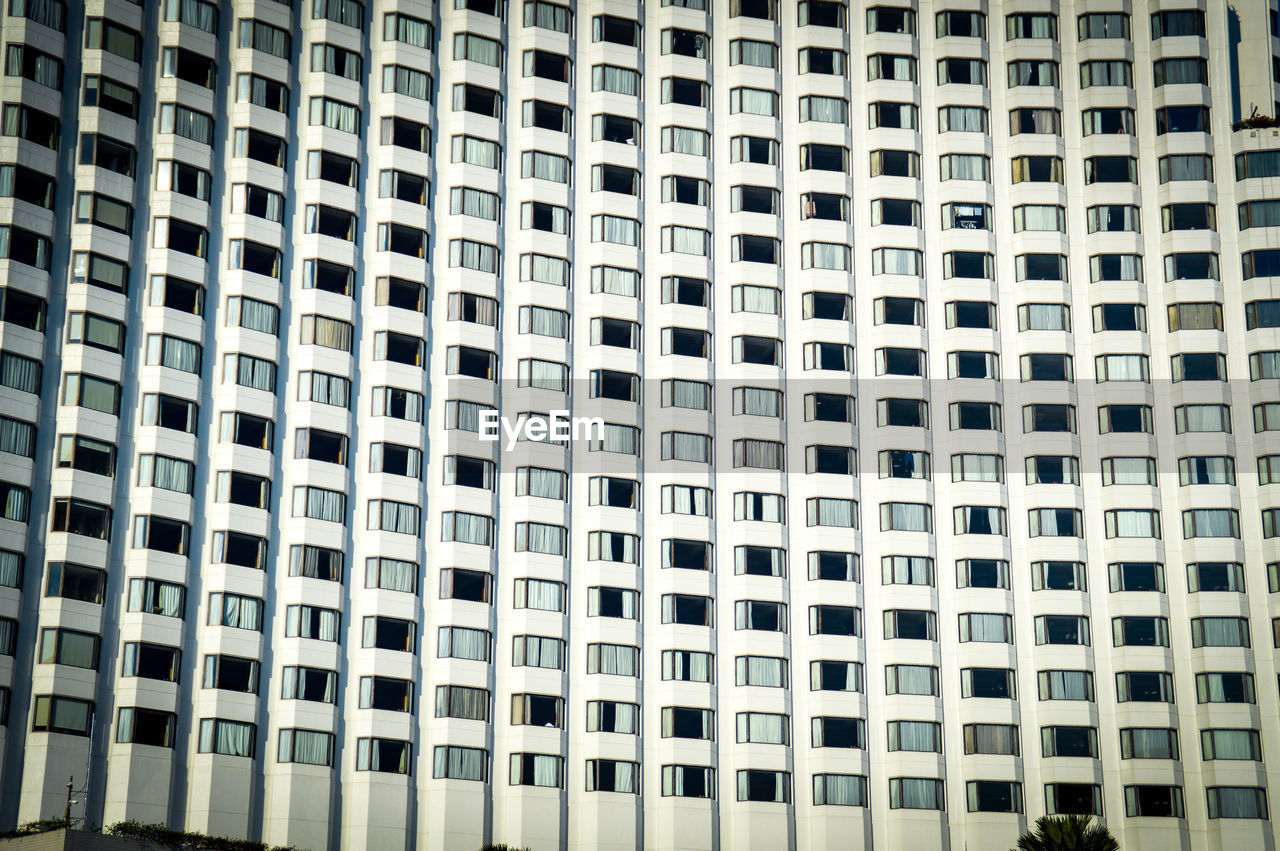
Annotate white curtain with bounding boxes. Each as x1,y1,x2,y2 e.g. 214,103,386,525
890,722,940,752
733,40,775,68
1202,730,1256,760
665,432,711,462
201,719,254,757
663,485,711,516
892,778,942,809
966,724,1017,755
1108,457,1153,484
889,664,936,695
599,424,639,455
663,126,708,156
590,643,638,675
873,247,922,275
455,33,500,67
453,135,498,168
1017,204,1065,231
801,95,846,123
1185,509,1237,537
525,0,569,31
444,511,493,545
387,12,431,48
594,65,640,95
883,557,932,585
1022,303,1069,330
941,106,986,132
439,626,490,661
435,686,489,721
732,87,777,115
449,239,499,273
887,503,930,532
523,151,568,183
662,226,710,256
314,0,362,28
591,265,636,295
1163,155,1212,182
228,296,279,334
514,636,564,669
517,522,566,555
517,579,564,612
518,467,566,499
1209,788,1265,819
814,775,865,806
592,215,639,245
809,498,855,528
737,712,787,744
803,242,851,270
737,655,784,687
963,613,1011,642
942,154,989,181
161,104,213,143
665,650,712,682
451,187,499,221
1042,671,1092,700
167,0,216,32
1,352,40,394
434,745,486,780
663,380,709,411
1195,617,1247,647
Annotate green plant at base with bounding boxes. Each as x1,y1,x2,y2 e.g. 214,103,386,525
106,820,303,851
1013,815,1120,851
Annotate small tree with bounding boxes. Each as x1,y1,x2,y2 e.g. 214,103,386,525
1014,815,1119,851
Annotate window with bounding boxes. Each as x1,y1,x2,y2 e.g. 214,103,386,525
1189,562,1246,593
886,664,939,696
661,765,714,799
1007,12,1057,39
808,660,862,695
523,49,569,82
45,562,103,603
890,778,944,811
32,695,93,735
357,739,411,775
50,498,112,540
1207,788,1269,820
938,57,987,85
1201,729,1261,762
234,128,286,167
962,668,1015,699
211,531,266,570
114,706,179,748
239,18,290,57
38,627,99,669
197,718,256,758
1009,59,1059,87
957,559,1009,589
1117,671,1176,703
1191,617,1250,648
308,96,360,134
730,40,776,69
1151,10,1205,39
1198,674,1254,704
961,613,1013,643
195,654,259,696
1038,670,1095,701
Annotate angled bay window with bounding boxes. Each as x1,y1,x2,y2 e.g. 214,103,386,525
432,746,487,781
133,515,189,554
208,593,263,631
127,578,184,617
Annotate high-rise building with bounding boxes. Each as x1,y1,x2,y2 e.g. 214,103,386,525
2,0,1280,848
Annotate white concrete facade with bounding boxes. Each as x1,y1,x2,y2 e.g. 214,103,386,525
2,0,1280,849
